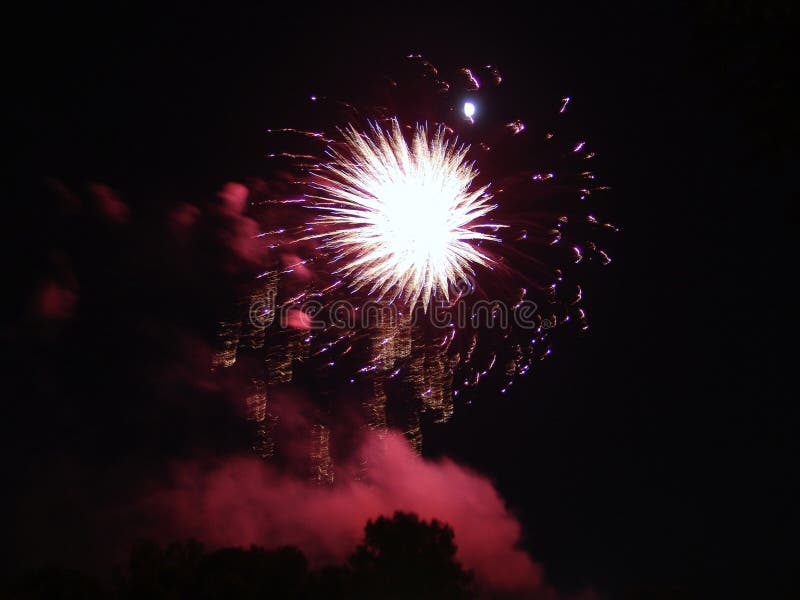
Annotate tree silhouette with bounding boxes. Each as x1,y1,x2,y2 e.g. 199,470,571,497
115,540,308,600
348,511,474,599
5,512,476,599
6,567,107,600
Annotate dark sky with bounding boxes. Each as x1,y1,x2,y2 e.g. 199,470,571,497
5,2,795,598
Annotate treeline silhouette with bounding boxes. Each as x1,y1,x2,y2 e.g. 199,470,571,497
6,512,476,600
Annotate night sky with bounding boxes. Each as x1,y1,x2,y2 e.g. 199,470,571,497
6,2,795,598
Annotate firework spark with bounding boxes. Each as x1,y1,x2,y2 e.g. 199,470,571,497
310,119,500,308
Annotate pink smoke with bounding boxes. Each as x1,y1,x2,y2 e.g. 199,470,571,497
34,281,78,319
149,433,546,595
90,183,131,223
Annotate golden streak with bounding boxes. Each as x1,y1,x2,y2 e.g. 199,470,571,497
311,119,499,308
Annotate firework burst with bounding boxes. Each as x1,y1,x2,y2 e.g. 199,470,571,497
218,57,616,461
310,119,500,308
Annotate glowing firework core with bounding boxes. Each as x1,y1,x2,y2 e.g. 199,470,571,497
313,119,499,307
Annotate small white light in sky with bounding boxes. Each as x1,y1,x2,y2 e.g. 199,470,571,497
463,101,476,118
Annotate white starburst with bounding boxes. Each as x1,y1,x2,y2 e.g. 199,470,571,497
310,119,499,308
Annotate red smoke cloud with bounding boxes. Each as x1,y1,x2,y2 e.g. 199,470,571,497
34,281,78,319
12,179,586,597
282,307,314,329
90,183,131,224
149,433,547,595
